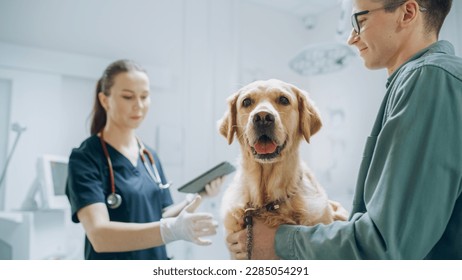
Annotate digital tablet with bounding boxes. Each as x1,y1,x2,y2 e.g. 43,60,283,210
178,161,236,193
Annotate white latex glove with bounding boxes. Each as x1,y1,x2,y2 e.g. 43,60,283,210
200,176,225,197
160,195,217,246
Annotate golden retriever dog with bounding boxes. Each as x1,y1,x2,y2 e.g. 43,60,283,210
219,79,344,258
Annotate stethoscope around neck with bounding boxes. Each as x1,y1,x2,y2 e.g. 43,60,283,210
99,131,172,209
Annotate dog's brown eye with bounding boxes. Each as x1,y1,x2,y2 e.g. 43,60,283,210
242,98,252,107
279,96,290,105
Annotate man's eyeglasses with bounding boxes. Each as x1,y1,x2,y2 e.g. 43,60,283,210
351,1,426,35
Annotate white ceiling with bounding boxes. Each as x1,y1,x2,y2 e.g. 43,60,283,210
0,0,343,67
249,0,340,17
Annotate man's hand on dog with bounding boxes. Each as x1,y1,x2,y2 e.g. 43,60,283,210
329,200,349,221
226,218,279,260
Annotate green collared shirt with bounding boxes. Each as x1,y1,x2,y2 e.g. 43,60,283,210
275,40,462,259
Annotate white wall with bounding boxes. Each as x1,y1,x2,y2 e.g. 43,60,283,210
440,0,462,55
161,0,241,260
0,78,12,209
0,66,64,210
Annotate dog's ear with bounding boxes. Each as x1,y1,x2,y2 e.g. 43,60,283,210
218,91,239,145
294,87,322,143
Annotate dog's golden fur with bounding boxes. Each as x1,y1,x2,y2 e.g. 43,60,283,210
219,79,339,242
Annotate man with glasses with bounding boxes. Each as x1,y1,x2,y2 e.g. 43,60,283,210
226,0,462,259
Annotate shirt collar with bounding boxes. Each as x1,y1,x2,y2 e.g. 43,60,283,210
386,40,455,88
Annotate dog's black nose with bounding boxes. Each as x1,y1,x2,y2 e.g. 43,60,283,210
253,112,275,127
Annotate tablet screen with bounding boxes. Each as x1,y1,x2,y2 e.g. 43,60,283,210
177,161,236,193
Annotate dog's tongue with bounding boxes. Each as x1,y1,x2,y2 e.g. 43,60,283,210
254,141,277,154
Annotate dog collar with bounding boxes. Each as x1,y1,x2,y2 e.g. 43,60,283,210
244,196,289,217
265,200,281,211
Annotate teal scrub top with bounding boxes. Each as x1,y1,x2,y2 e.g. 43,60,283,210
275,40,462,259
66,135,173,260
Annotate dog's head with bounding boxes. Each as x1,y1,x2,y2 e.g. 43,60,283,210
219,79,321,163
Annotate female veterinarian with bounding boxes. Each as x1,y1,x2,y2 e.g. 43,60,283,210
66,59,221,260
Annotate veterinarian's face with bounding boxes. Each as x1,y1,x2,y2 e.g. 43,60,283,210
236,80,300,163
347,0,404,72
100,71,151,130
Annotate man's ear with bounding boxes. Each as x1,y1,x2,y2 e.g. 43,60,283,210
401,1,419,27
218,91,239,145
294,87,322,143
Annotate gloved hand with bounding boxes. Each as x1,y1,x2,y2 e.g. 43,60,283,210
160,195,218,245
200,176,225,197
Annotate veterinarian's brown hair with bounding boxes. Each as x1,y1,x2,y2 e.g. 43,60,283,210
90,59,147,135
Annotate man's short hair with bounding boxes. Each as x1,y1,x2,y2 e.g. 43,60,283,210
374,0,452,36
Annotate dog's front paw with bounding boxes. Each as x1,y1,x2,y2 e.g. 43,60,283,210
224,208,246,233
